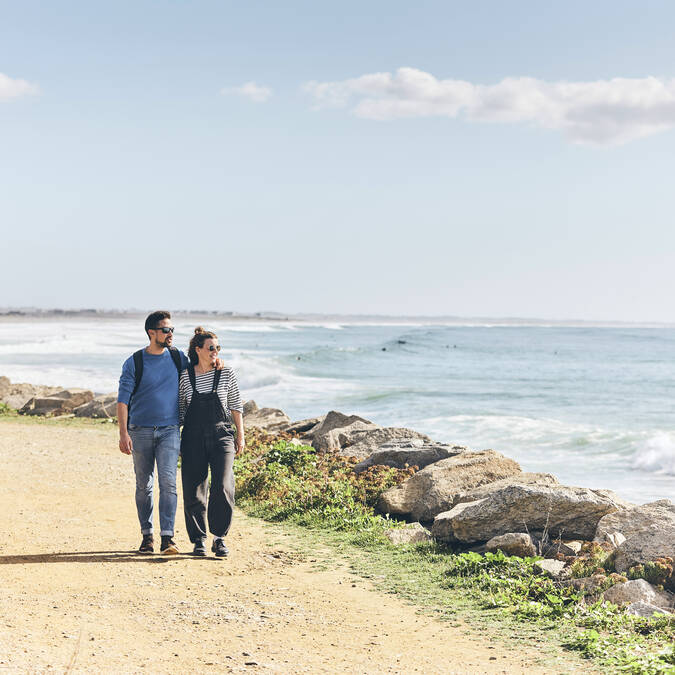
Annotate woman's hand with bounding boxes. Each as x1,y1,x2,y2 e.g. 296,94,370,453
236,436,245,456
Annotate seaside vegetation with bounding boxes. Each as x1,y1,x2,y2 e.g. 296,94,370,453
235,429,675,675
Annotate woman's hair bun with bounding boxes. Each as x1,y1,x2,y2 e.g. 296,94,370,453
194,326,205,335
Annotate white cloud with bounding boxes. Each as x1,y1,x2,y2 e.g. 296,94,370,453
222,81,272,103
304,67,675,145
0,72,39,101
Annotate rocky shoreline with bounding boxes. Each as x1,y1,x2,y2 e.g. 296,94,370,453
2,376,673,619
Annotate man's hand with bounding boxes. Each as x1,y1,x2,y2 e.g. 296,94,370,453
119,431,133,455
215,358,225,370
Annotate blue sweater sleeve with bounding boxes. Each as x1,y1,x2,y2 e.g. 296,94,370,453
117,355,136,405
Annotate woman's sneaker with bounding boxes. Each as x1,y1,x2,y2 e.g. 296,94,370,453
160,536,179,555
192,539,207,557
138,534,154,554
212,538,229,557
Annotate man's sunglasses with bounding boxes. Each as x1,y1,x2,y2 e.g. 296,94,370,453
153,326,175,334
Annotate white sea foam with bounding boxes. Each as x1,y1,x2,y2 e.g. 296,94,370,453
632,432,675,475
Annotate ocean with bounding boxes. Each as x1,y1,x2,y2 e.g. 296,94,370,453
1,315,673,505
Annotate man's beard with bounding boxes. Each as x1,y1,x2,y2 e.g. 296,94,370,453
155,336,172,349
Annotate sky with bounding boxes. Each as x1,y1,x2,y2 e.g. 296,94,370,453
2,1,675,321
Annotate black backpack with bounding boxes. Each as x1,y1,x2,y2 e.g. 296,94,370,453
128,347,183,421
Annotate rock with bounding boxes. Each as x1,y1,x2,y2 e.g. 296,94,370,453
431,484,626,543
0,377,63,410
625,602,672,617
288,438,305,447
242,400,258,416
561,574,609,595
605,532,627,549
378,450,522,522
594,500,675,549
310,411,379,453
19,389,94,416
603,579,674,610
73,393,118,418
453,473,559,505
341,428,436,461
244,406,291,433
485,533,537,558
283,416,325,437
534,559,567,578
613,523,675,576
384,523,432,546
354,441,466,473
542,539,584,558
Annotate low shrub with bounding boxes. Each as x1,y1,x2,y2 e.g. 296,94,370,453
628,558,674,591
235,436,413,532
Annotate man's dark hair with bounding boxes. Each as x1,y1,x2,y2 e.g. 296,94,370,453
145,310,171,338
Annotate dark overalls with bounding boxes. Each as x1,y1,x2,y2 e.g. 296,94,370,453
180,365,235,543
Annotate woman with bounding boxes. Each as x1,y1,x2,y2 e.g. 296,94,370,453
179,327,244,557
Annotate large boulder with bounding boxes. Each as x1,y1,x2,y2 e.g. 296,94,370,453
0,376,9,398
242,400,259,416
342,428,435,461
432,484,626,543
73,393,118,418
244,406,291,433
486,532,537,558
310,411,379,453
354,440,467,473
603,579,674,610
613,524,675,576
453,472,559,505
384,523,432,546
283,416,326,438
377,450,522,522
19,389,94,416
594,500,675,548
0,377,62,410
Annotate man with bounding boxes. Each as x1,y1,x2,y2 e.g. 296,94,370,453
117,310,190,555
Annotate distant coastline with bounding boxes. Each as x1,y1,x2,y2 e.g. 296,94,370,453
1,307,674,328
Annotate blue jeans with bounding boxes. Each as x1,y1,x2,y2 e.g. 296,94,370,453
129,425,180,536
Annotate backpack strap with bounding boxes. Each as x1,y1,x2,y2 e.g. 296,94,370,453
127,349,145,427
168,346,182,375
130,349,145,401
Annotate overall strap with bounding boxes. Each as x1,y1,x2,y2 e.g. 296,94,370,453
212,367,222,392
188,363,197,392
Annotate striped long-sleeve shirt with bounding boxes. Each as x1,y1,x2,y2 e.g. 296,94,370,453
178,366,243,426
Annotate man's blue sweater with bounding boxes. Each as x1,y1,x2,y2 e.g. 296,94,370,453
117,349,189,426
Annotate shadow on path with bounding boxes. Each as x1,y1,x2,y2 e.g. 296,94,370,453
0,551,223,564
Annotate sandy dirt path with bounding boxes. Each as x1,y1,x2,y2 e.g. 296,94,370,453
0,420,578,673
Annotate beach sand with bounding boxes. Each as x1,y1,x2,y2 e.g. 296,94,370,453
0,419,583,673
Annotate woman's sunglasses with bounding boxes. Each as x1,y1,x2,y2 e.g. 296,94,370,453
205,344,221,352
154,326,175,334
